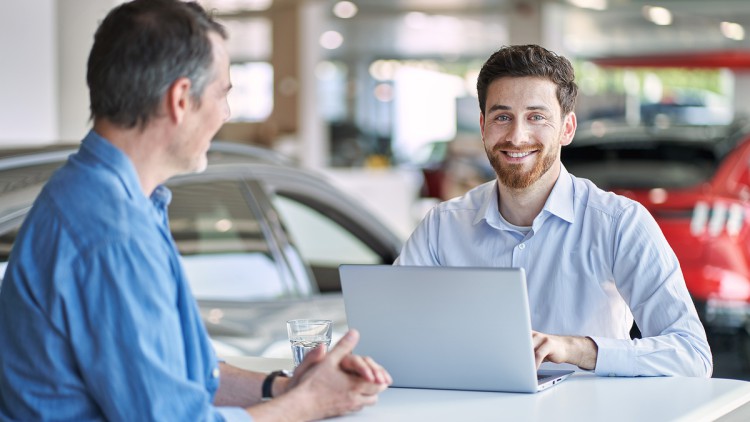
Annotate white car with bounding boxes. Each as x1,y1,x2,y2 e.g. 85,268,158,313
0,142,403,357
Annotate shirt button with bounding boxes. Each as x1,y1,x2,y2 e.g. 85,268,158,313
518,243,526,250
212,367,220,378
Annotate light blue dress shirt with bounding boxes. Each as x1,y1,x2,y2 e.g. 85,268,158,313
396,165,713,377
0,131,250,421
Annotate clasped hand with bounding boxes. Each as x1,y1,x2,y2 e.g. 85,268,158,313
281,329,392,419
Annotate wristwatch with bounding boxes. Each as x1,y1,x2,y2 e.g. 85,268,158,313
261,370,291,401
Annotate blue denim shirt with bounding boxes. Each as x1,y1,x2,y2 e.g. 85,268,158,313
0,131,250,421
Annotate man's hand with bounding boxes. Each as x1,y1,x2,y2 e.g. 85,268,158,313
339,350,392,385
531,331,598,370
251,329,391,421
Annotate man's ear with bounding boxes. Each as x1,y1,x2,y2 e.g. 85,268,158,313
560,112,577,146
166,77,192,124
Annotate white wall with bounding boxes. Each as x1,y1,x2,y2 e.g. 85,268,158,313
0,0,57,146
0,0,114,147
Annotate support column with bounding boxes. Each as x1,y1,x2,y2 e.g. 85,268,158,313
507,0,544,46
269,1,300,135
505,0,566,54
268,0,328,169
298,0,328,169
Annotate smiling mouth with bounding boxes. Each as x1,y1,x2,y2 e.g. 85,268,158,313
504,150,535,158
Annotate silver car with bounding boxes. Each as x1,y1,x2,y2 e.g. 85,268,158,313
0,142,403,357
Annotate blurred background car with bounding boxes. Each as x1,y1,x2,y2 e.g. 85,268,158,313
417,134,493,201
639,87,734,128
0,141,403,358
562,119,750,364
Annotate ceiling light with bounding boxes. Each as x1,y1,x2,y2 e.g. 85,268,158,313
319,30,344,49
721,22,745,41
333,1,358,19
369,60,399,81
642,6,672,26
373,83,393,102
214,219,233,232
566,0,608,11
404,12,429,29
201,0,272,13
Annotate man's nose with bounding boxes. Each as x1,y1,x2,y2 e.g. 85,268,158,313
505,121,530,145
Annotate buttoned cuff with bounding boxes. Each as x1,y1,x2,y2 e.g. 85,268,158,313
589,336,637,377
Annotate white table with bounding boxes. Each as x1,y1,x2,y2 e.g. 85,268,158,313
224,356,750,422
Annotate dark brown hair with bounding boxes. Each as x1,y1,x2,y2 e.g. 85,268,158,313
476,44,578,116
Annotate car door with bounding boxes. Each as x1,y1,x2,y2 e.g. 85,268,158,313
166,171,329,356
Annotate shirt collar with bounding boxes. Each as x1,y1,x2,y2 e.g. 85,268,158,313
474,164,576,228
541,164,575,224
475,180,501,227
78,130,171,208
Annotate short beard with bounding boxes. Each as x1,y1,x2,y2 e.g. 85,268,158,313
486,142,558,189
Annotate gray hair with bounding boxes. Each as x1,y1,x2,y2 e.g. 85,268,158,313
87,0,227,129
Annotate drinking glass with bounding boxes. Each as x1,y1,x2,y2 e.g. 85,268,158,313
286,319,333,368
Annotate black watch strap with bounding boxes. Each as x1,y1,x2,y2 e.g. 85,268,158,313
262,370,290,400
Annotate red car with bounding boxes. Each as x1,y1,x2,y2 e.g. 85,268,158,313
563,121,750,340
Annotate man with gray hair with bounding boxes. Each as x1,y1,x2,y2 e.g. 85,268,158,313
0,1,390,420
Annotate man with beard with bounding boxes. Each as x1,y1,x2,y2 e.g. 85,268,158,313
396,44,712,378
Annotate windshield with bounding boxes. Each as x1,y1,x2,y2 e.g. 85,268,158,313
562,141,718,190
561,125,740,190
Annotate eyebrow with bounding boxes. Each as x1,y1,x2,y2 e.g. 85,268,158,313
486,104,551,113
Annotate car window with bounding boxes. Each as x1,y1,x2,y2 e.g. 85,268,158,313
168,179,293,301
272,195,381,265
272,195,384,292
562,140,719,190
0,178,311,300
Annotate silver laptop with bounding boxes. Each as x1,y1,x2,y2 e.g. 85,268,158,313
339,265,574,393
